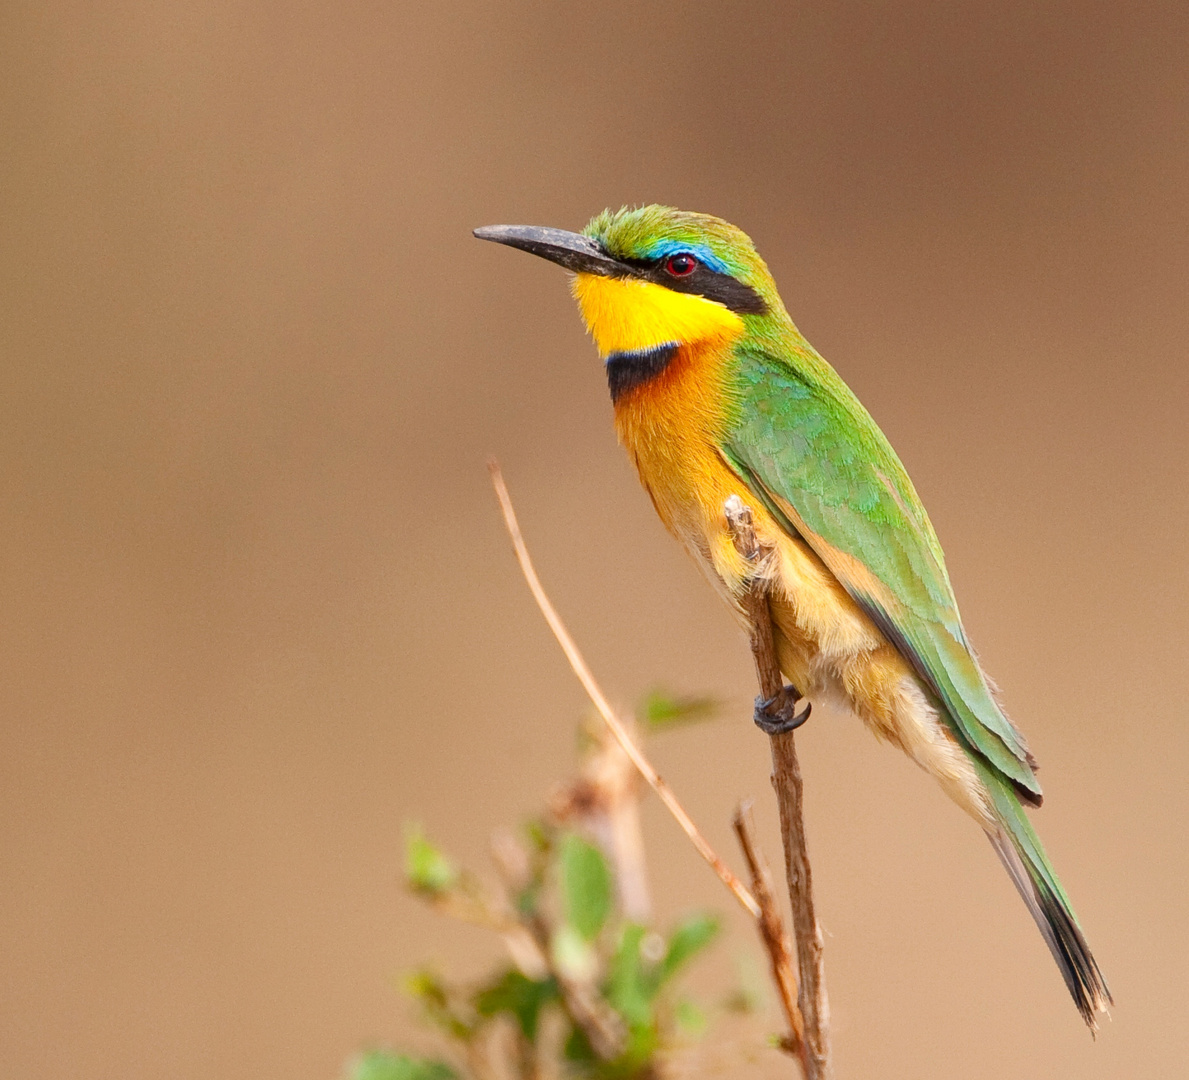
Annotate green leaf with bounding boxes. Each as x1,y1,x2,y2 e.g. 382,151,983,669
605,924,652,1027
474,969,559,1041
523,817,553,855
551,923,598,982
558,833,612,940
639,689,719,730
618,1023,661,1075
674,997,707,1035
348,1050,457,1080
402,969,471,1040
562,1024,597,1065
655,914,720,989
404,826,456,895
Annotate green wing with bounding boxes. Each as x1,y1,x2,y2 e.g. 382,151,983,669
721,342,1041,801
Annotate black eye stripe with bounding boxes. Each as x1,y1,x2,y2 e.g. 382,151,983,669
608,251,768,316
649,262,769,315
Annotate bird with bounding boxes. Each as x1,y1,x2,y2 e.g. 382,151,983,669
474,206,1110,1028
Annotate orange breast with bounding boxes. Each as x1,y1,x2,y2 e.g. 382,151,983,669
611,332,893,704
611,336,747,563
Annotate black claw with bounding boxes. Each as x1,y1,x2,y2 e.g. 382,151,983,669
753,687,811,735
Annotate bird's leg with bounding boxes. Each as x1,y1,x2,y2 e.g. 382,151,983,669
754,687,812,735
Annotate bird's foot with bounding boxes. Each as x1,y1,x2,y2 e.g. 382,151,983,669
753,686,811,735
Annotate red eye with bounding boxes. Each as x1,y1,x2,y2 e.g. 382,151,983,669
664,253,698,277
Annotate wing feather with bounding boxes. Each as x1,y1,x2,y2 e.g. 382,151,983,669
723,344,1041,801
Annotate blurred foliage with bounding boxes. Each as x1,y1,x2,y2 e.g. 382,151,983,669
383,823,720,1079
559,834,613,940
638,689,720,731
348,1051,457,1080
404,826,458,896
360,703,742,1080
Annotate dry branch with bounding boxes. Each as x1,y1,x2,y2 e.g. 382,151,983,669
732,800,804,1062
488,461,759,919
724,495,831,1080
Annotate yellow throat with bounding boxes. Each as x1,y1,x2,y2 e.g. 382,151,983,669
571,273,745,356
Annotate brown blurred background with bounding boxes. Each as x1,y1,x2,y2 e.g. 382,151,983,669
3,2,1187,1077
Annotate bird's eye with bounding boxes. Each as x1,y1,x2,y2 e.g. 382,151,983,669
664,253,698,277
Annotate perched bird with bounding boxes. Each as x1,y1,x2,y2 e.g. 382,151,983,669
474,206,1110,1027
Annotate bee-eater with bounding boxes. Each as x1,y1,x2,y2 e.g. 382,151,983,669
474,206,1110,1027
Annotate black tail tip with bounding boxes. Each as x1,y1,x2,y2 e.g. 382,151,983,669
987,829,1111,1030
1036,879,1113,1031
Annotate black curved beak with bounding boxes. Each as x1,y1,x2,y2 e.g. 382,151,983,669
473,224,629,278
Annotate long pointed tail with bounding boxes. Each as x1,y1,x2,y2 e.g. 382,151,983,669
981,771,1112,1028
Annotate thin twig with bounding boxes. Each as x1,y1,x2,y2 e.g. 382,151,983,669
488,461,760,919
724,496,831,1080
732,800,805,1064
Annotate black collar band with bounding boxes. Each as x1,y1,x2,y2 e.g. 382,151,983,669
605,343,680,402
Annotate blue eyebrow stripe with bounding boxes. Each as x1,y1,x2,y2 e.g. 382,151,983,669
639,239,733,276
